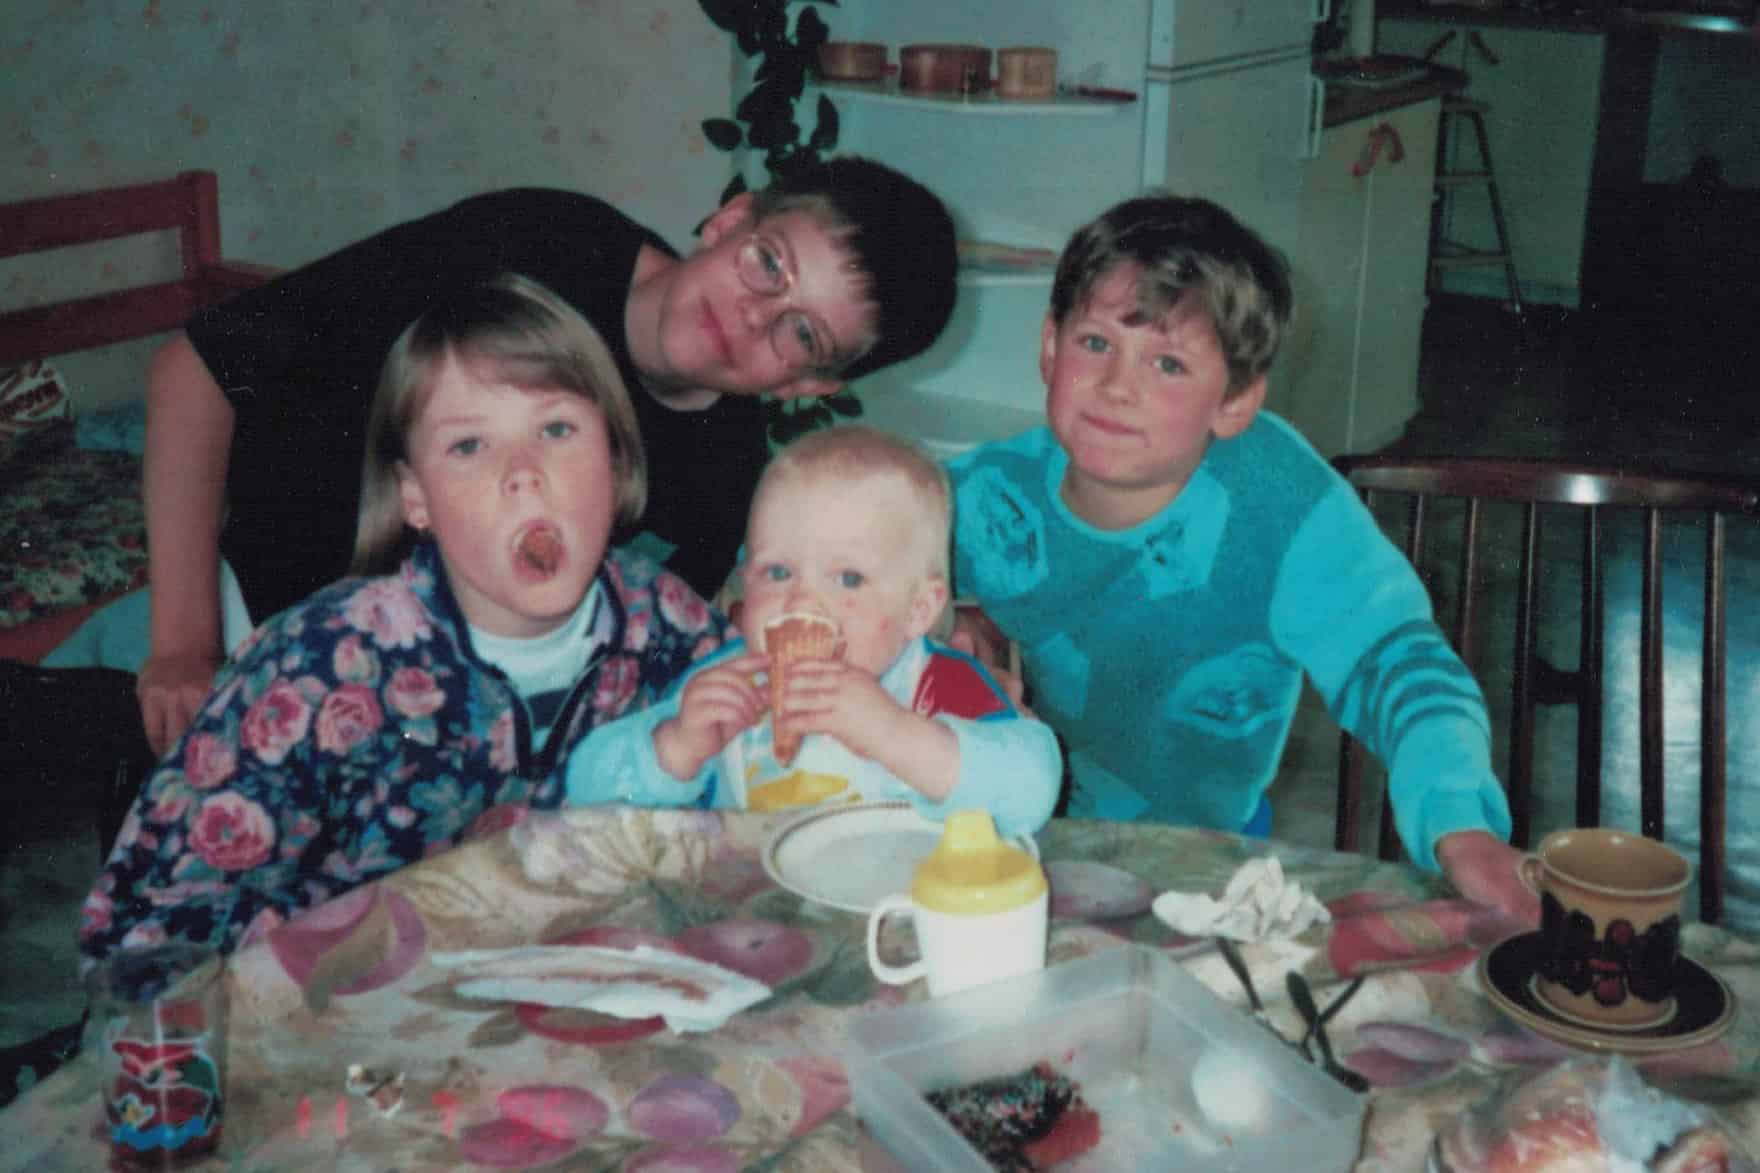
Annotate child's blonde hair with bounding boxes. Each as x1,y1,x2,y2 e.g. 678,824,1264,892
351,273,646,576
753,424,951,582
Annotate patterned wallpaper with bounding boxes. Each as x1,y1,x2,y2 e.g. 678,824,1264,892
2,0,736,408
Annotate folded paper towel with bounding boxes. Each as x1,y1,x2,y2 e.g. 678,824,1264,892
432,944,771,1033
1152,856,1331,943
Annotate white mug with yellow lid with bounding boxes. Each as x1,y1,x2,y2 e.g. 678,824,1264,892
865,810,1048,997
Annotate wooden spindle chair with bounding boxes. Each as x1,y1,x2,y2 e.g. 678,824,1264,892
1331,455,1758,924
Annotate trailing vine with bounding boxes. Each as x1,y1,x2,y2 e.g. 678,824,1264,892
698,0,862,444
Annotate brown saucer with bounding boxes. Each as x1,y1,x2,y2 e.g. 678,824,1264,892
1479,931,1736,1055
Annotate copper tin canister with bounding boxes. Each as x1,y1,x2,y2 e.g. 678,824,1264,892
899,44,993,94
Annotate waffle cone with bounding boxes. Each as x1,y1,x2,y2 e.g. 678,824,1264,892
763,612,842,764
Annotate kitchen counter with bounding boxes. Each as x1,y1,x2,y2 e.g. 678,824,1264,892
1378,1,1756,34
1376,2,1609,32
1319,60,1467,126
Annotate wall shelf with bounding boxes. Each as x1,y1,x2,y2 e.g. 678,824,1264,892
820,80,1136,116
957,242,1059,286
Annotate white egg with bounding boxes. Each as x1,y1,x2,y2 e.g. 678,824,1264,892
1191,1046,1279,1136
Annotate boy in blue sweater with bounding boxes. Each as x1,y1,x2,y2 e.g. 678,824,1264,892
949,195,1534,919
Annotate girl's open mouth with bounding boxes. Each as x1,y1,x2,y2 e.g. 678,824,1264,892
513,524,565,579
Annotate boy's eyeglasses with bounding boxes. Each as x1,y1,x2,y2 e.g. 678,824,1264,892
734,235,842,376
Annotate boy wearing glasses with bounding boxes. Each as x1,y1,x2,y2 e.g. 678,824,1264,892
133,156,957,754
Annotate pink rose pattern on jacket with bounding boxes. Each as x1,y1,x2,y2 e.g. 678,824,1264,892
80,542,727,964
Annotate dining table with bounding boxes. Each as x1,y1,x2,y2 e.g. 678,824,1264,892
5,803,1759,1170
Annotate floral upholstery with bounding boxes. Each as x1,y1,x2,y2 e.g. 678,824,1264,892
0,422,146,629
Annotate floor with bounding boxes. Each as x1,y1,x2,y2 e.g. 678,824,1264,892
2,289,1756,1071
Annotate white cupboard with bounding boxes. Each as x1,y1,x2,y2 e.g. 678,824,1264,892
1273,98,1441,457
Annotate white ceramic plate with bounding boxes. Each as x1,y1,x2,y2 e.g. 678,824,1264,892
762,801,1036,915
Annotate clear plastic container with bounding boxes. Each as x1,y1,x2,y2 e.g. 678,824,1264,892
845,944,1366,1171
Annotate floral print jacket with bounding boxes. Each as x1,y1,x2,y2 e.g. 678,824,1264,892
78,541,725,964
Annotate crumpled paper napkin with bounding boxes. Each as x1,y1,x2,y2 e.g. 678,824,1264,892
1151,856,1332,943
431,944,771,1033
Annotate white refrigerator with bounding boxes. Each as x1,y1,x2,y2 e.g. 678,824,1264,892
775,0,1326,453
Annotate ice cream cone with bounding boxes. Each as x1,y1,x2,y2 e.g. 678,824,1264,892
762,612,842,765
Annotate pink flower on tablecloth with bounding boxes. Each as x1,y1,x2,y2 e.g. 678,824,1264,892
1327,894,1526,978
697,850,772,905
188,791,275,872
385,665,445,718
456,1119,578,1169
315,682,383,755
674,919,814,987
181,733,237,790
269,884,428,995
240,678,313,765
344,576,432,649
456,1084,608,1169
655,573,711,633
622,1146,740,1173
627,1075,740,1142
331,633,380,683
1046,860,1153,922
774,1054,850,1137
1343,1022,1471,1087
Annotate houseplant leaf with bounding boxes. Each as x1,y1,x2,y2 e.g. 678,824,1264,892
702,118,744,152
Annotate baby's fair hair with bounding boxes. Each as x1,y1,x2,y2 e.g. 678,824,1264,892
748,157,957,380
350,273,647,576
753,424,951,582
1050,193,1293,395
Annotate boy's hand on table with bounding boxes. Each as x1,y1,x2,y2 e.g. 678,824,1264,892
138,653,222,757
1436,829,1540,926
655,653,767,781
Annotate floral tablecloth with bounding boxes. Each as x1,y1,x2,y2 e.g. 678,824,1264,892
5,807,1759,1170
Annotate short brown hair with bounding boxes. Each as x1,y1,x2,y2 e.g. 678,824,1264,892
350,273,646,575
1051,193,1293,394
749,157,958,380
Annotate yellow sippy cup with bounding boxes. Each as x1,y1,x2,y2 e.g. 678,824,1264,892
866,810,1048,997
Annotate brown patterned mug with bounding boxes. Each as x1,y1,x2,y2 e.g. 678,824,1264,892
1518,828,1691,1030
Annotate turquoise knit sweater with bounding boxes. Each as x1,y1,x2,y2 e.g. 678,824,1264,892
948,413,1510,872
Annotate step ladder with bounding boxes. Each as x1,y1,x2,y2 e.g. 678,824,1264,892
1430,96,1524,315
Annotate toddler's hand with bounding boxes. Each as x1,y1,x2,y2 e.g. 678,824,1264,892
654,653,767,781
1436,830,1540,926
773,659,902,763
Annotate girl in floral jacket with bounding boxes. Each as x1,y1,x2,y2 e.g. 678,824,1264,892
79,275,727,964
